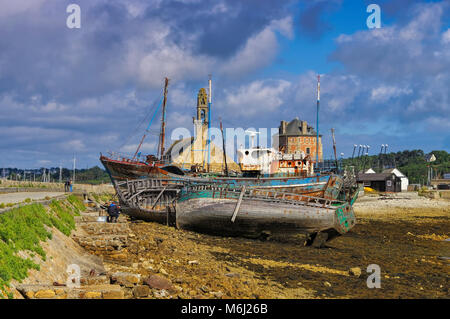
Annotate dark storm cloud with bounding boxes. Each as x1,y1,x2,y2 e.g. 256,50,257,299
0,0,448,169
0,0,299,167
297,0,342,38
140,0,292,58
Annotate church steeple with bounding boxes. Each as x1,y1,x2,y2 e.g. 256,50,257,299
196,88,209,125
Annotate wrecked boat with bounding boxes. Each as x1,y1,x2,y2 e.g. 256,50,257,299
176,184,358,245
109,173,357,245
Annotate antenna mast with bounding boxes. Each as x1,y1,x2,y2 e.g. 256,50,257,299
73,155,76,183
316,75,320,172
207,74,212,172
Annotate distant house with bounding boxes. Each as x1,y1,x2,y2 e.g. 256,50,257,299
274,118,323,161
382,168,409,192
357,172,402,192
364,168,376,174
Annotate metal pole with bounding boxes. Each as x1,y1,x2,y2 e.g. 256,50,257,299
351,144,357,161
207,75,212,172
316,75,320,173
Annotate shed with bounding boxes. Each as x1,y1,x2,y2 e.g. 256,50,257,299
382,168,409,192
357,173,402,192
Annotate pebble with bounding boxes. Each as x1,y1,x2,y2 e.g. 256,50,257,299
159,268,168,275
210,291,223,298
323,281,332,287
200,285,209,293
349,267,362,278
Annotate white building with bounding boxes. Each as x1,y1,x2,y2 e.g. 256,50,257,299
383,168,409,192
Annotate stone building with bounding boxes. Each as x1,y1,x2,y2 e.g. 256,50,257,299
164,88,239,172
274,118,323,161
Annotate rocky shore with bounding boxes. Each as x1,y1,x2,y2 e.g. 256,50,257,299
3,192,449,299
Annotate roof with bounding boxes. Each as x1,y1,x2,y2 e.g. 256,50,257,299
164,137,194,156
425,154,436,162
277,118,318,136
382,168,406,177
357,173,396,182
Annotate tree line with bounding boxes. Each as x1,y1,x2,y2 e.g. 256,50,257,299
342,149,450,184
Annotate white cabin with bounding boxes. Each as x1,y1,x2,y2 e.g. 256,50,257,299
383,168,409,191
237,147,278,175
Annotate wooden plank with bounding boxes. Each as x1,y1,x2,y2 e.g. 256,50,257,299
231,185,246,223
151,186,168,209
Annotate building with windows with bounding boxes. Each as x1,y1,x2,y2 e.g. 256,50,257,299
274,118,323,161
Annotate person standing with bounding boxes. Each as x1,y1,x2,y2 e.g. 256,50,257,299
107,202,120,223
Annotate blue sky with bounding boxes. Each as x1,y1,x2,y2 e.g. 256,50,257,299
0,0,449,169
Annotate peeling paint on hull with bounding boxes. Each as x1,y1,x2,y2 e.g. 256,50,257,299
175,189,356,241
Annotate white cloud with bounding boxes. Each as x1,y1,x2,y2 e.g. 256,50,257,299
223,79,291,117
270,16,294,39
442,29,450,44
0,0,47,18
220,23,282,77
370,86,412,103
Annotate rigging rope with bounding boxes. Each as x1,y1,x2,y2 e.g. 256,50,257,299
117,90,164,151
133,95,165,159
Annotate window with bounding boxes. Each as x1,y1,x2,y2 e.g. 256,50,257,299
306,148,310,154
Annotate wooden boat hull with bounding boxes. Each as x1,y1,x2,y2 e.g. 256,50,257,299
175,188,356,242
101,155,338,198
100,155,170,181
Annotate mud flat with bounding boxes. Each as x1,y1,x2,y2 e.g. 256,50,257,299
3,192,448,299
101,192,449,299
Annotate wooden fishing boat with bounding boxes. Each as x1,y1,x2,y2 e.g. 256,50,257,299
102,152,342,200
176,184,358,245
111,177,357,245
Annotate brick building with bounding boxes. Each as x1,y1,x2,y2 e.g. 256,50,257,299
275,118,323,161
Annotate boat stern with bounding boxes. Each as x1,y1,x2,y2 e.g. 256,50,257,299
334,202,356,235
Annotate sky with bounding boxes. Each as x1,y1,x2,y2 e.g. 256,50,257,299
0,0,449,169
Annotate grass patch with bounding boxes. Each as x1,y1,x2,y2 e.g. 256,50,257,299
90,192,114,204
66,194,85,214
0,198,79,298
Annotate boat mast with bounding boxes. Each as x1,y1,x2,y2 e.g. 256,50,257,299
220,118,229,177
132,80,166,161
331,128,338,172
158,77,169,161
